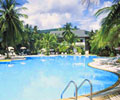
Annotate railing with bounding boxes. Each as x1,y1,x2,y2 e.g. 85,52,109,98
61,80,78,100
77,79,93,100
60,79,93,100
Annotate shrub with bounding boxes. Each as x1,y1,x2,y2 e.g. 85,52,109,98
110,53,115,57
116,59,120,63
76,47,82,53
70,49,73,54
81,49,85,55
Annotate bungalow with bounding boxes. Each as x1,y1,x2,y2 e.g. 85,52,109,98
50,30,90,51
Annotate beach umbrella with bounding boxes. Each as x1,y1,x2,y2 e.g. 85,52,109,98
50,49,54,52
20,47,26,49
8,47,14,51
41,48,46,52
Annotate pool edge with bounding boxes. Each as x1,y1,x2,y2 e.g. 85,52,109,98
60,59,120,100
86,62,120,97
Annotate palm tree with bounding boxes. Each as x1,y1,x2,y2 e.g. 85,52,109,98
62,23,80,53
62,23,73,41
40,33,58,55
33,26,38,34
58,41,69,53
81,0,120,6
0,0,27,58
81,0,100,6
95,1,120,47
24,24,33,51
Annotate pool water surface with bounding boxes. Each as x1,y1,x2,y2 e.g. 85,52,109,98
0,56,118,100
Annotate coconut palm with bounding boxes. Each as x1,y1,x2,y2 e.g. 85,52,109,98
0,0,27,58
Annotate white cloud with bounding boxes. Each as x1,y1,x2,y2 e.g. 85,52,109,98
21,0,112,31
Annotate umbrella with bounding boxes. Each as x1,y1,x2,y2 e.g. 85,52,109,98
50,49,54,52
20,47,26,49
41,48,46,52
8,47,14,51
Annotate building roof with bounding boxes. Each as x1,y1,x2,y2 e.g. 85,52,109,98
50,30,89,38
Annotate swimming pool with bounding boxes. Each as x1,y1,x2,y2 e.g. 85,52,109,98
0,56,118,100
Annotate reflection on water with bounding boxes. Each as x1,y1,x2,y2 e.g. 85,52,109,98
0,56,118,100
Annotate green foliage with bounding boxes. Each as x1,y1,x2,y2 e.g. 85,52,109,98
81,49,85,55
89,1,120,56
62,23,73,43
61,23,79,53
58,41,69,53
70,49,73,54
116,59,120,63
0,0,27,58
94,1,120,48
76,47,82,53
110,53,115,57
40,33,58,55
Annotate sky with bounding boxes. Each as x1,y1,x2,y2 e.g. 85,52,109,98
18,0,113,31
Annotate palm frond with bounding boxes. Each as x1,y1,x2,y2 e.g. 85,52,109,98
17,13,28,18
95,7,112,17
15,7,27,12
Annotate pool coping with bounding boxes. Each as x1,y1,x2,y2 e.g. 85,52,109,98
0,59,11,62
0,55,95,62
86,62,120,97
60,58,120,100
0,58,26,62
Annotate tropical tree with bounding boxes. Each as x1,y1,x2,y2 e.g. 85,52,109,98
0,0,27,58
81,0,100,6
62,23,81,53
57,41,69,53
81,0,120,6
94,1,120,47
62,23,74,42
87,0,120,56
40,33,58,55
33,25,38,34
32,33,43,54
62,23,72,37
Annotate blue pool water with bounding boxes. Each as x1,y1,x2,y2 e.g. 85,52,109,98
0,56,118,100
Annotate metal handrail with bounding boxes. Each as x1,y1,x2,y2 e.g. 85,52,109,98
77,79,93,100
61,80,78,100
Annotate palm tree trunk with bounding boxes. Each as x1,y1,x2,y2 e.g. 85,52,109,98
6,42,10,59
5,32,10,59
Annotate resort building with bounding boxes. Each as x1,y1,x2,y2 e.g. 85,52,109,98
50,30,90,50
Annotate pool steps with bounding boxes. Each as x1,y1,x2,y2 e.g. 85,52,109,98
61,79,93,100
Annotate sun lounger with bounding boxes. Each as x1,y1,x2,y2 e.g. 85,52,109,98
65,52,67,55
101,56,120,65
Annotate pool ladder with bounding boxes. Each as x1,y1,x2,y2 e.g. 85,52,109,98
60,79,93,100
